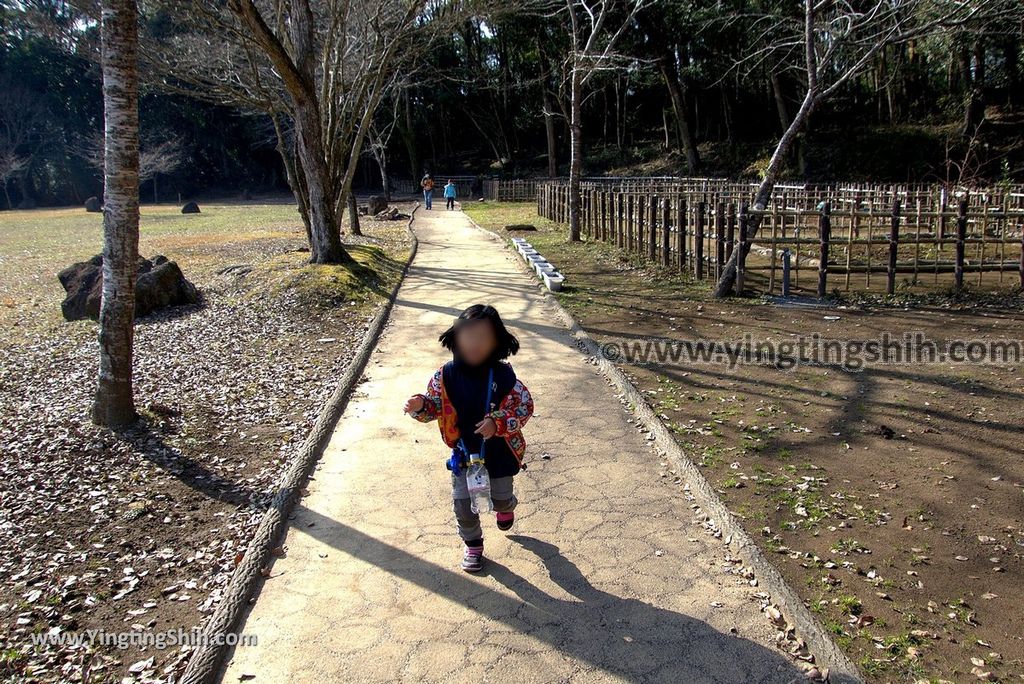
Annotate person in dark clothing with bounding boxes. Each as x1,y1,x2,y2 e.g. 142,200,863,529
404,305,534,572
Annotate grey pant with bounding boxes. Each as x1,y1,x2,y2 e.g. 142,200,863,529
452,473,517,543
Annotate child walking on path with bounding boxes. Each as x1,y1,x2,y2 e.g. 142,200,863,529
404,305,534,572
443,179,457,210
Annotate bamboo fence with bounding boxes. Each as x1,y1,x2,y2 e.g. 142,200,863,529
533,178,1024,295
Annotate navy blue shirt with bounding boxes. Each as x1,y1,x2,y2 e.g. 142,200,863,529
443,358,520,478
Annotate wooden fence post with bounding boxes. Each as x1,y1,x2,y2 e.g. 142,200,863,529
585,188,593,239
616,193,624,248
737,204,748,294
887,199,901,295
637,195,646,255
622,193,630,252
818,202,831,298
677,198,687,272
695,201,706,280
661,198,671,267
726,202,736,259
600,191,608,242
938,189,948,245
588,188,596,238
1019,222,1024,289
955,198,968,291
648,194,658,261
715,201,726,275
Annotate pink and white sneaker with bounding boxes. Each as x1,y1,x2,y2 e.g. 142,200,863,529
461,544,484,573
496,511,515,532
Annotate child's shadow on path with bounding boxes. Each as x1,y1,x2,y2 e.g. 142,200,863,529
266,510,847,683
473,534,812,683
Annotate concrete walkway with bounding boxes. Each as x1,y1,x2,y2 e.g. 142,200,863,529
222,209,805,683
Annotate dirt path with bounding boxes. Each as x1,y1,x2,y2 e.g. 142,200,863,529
220,208,813,683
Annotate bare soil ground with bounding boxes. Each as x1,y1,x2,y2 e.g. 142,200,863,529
466,202,1024,684
0,200,411,682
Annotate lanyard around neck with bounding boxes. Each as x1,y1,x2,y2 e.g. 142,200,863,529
459,367,495,460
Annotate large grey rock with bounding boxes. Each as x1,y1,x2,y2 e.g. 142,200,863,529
181,201,200,214
84,196,102,213
374,207,410,221
58,254,199,321
366,195,388,215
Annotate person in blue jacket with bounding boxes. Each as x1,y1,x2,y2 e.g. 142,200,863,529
443,179,457,210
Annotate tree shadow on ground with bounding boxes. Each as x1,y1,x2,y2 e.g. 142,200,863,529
119,417,267,509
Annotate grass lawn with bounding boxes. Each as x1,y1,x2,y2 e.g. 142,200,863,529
0,201,407,337
465,201,1024,683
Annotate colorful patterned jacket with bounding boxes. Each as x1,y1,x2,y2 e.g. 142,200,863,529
412,360,534,477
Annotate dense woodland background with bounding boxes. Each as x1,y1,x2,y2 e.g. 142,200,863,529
1,0,1022,210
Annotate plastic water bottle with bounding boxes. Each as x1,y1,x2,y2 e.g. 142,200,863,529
465,457,492,514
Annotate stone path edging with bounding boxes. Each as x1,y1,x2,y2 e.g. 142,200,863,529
465,216,862,684
180,207,421,684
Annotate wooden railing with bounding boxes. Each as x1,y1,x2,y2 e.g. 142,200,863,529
536,179,1024,295
388,175,482,196
483,178,548,202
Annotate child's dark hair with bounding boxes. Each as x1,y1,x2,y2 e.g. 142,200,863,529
439,304,520,359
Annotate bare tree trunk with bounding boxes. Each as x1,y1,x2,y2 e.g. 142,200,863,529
659,49,700,174
399,90,419,179
1004,38,1019,103
770,70,790,131
541,78,558,177
347,192,361,236
568,65,583,241
614,77,623,149
270,113,310,240
228,0,349,264
562,0,642,239
93,0,140,428
963,38,987,135
378,154,390,201
293,102,347,263
713,91,815,297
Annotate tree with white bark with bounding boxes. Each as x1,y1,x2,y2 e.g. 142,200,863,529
93,0,140,427
712,0,1024,297
560,0,646,242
